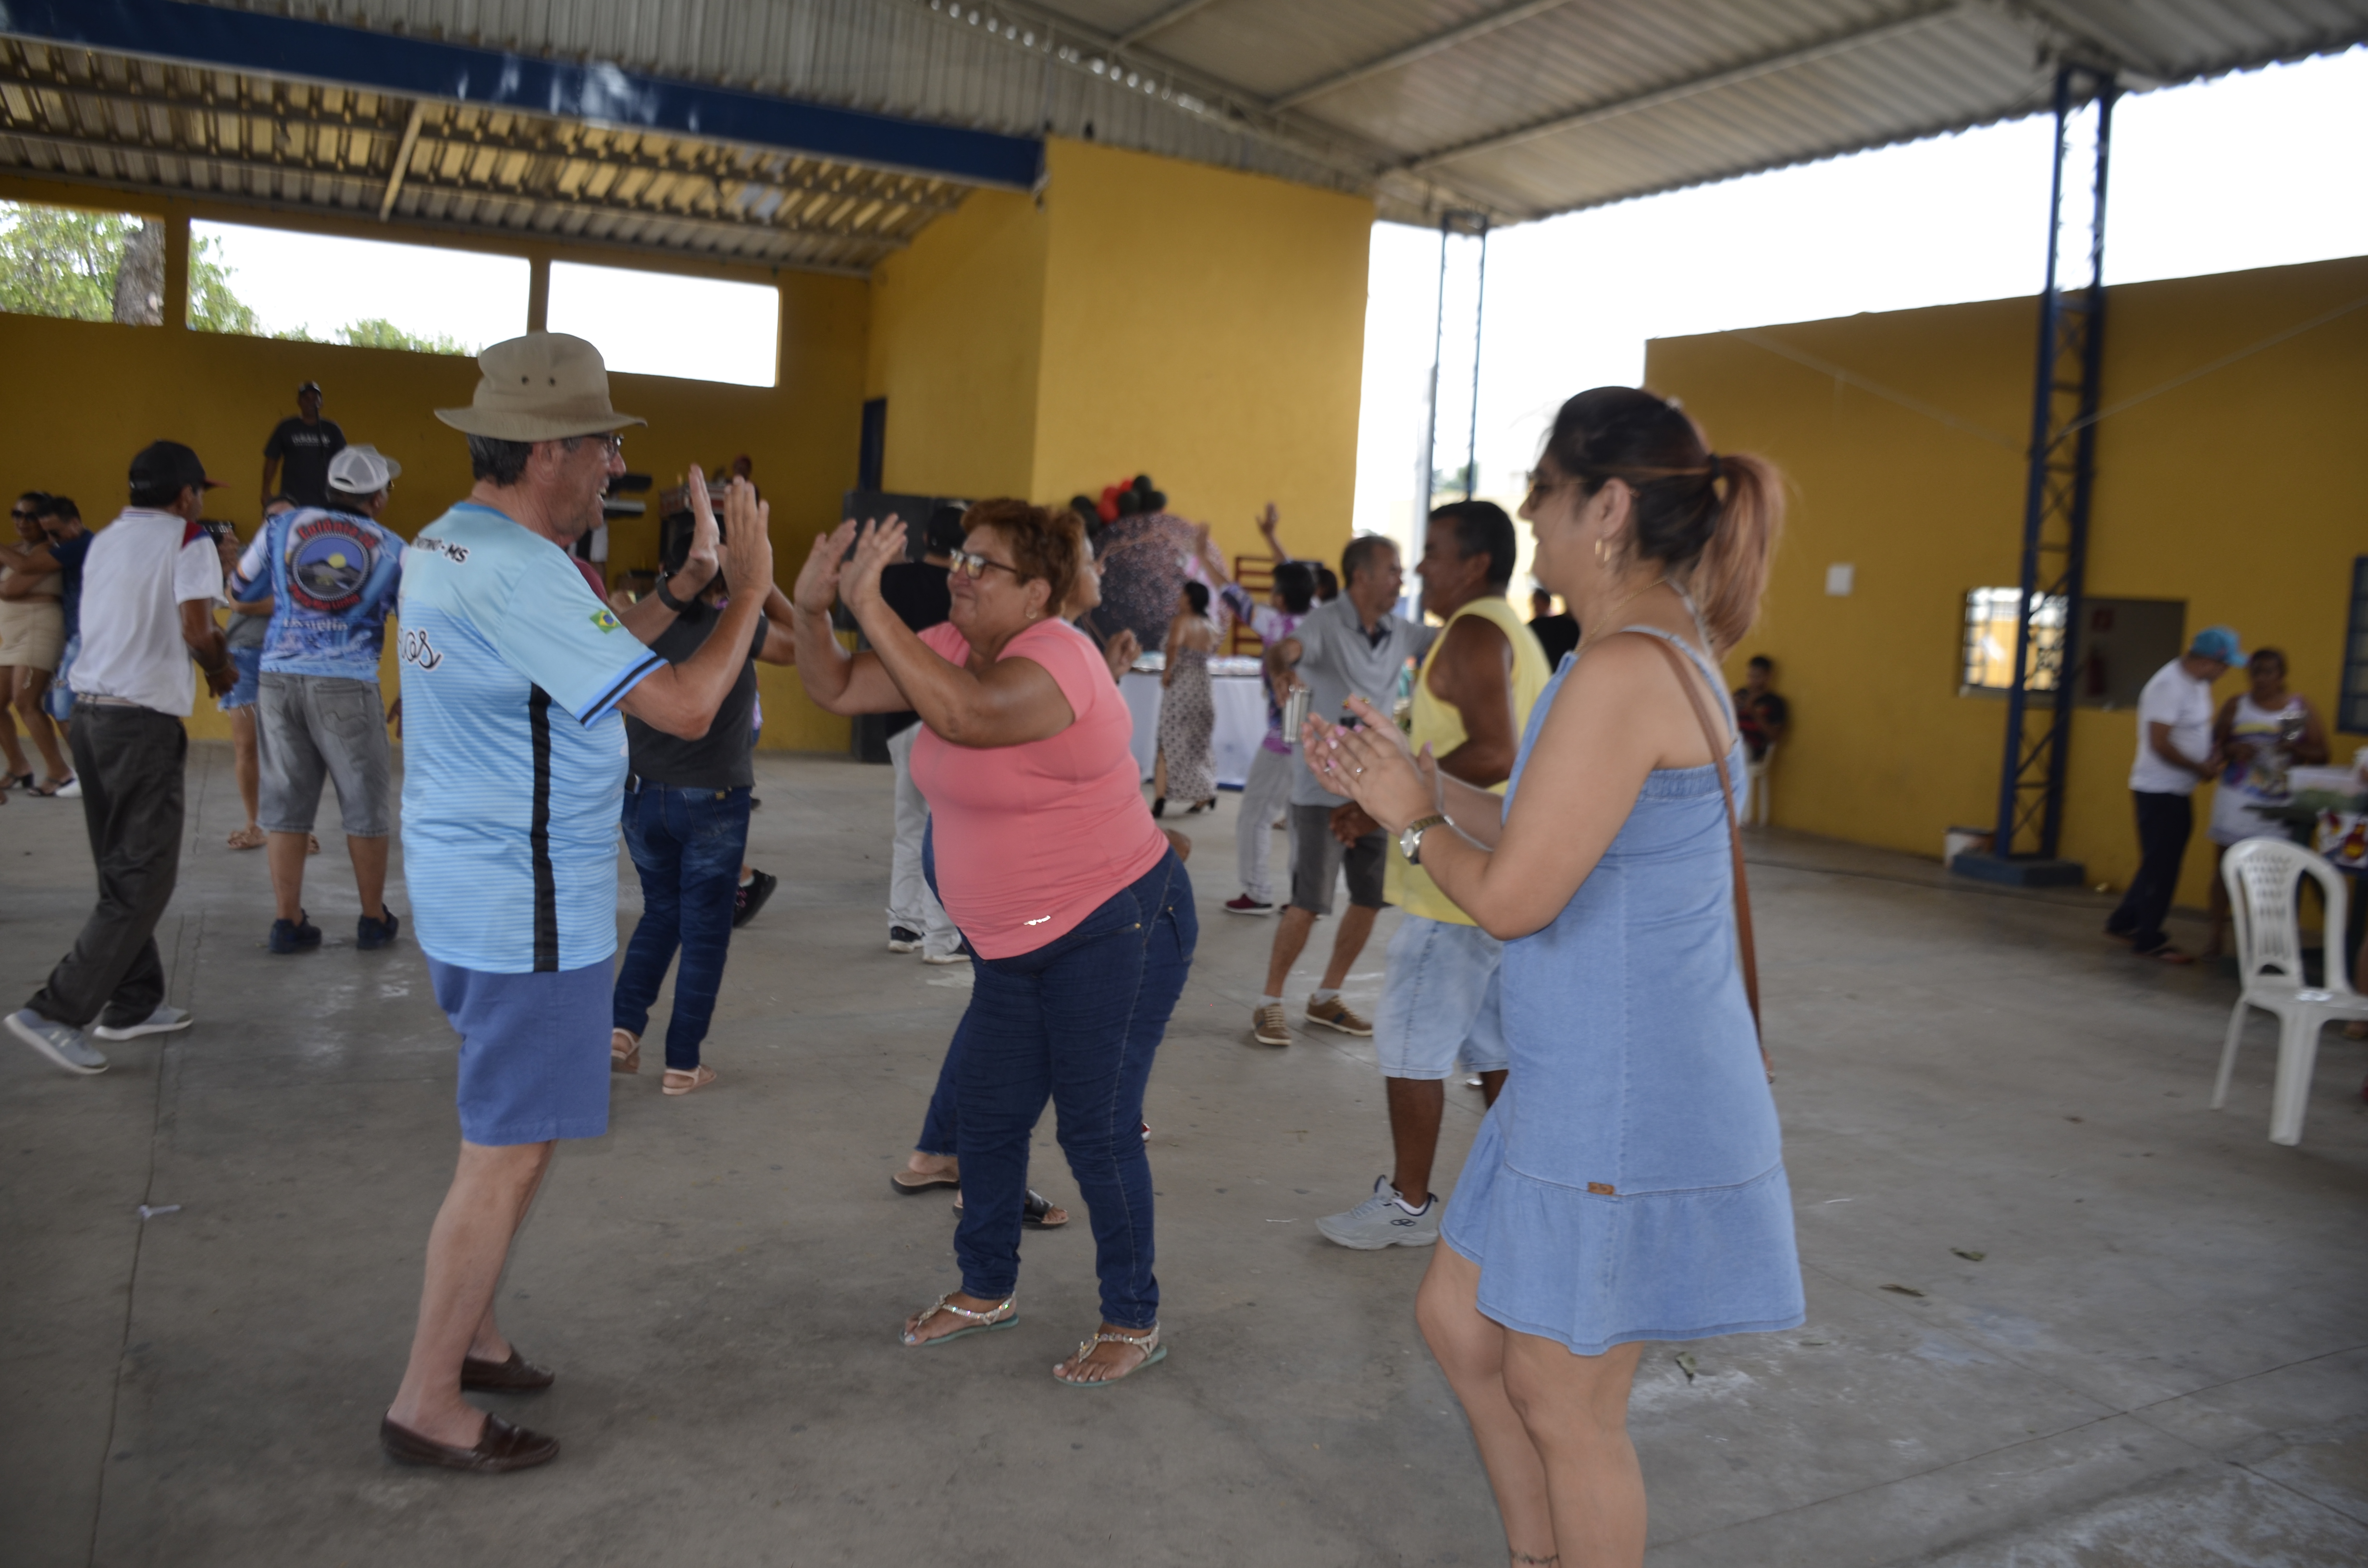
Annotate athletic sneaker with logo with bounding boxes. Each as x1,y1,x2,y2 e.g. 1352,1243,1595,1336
1316,1175,1441,1250
396,502,665,974
231,505,405,678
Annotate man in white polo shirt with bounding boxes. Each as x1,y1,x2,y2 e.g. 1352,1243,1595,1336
2105,625,2239,962
6,441,235,1076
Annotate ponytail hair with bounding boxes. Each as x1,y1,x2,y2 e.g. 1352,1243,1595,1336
1540,386,1786,654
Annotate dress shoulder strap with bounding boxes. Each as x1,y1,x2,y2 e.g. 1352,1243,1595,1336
1610,623,1739,740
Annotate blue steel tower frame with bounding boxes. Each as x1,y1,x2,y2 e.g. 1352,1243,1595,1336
1989,63,2118,876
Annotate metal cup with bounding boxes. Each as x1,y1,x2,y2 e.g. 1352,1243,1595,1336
1282,685,1311,746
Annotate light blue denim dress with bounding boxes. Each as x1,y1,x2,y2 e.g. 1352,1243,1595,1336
1438,626,1805,1355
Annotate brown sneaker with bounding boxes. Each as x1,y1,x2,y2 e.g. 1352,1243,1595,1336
1251,1004,1292,1047
1305,995,1372,1037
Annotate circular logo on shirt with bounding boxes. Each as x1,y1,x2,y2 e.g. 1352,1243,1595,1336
284,515,379,613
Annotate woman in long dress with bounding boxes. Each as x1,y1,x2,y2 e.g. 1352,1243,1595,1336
1154,579,1218,816
1308,387,1800,1568
2201,646,2327,959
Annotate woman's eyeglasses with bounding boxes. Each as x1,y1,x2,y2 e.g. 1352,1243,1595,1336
947,548,1019,580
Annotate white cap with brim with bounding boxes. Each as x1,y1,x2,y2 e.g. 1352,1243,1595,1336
327,443,402,496
434,331,647,442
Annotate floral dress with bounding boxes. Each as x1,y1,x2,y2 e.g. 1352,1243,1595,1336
1159,638,1215,805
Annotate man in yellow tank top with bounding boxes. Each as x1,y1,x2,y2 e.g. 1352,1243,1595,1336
1317,502,1551,1250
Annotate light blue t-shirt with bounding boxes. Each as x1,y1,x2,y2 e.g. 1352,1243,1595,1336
231,505,405,678
397,502,665,974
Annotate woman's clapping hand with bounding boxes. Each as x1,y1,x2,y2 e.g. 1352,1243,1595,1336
840,516,907,620
793,518,858,617
1300,694,1441,834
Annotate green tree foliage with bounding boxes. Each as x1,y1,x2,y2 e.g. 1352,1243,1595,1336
0,203,136,321
0,201,472,355
186,231,262,336
335,317,472,355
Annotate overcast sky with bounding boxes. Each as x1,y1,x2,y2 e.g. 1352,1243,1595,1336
1352,45,2368,557
189,224,780,387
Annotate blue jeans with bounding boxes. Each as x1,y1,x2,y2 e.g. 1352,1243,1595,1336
613,784,752,1070
952,849,1195,1329
915,821,963,1155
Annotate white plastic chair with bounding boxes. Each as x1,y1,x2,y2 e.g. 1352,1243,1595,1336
2212,837,2368,1146
1745,745,1773,827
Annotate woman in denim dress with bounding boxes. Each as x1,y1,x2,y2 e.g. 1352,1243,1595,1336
1307,387,1800,1568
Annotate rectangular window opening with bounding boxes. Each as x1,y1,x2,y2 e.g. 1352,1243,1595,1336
187,220,527,354
546,261,779,387
1961,587,2065,694
1961,589,2186,709
0,199,165,325
2341,557,2368,734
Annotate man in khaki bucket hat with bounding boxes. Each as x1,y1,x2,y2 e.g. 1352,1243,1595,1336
382,332,776,1473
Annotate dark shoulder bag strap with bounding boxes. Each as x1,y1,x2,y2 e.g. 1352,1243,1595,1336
1634,634,1770,1076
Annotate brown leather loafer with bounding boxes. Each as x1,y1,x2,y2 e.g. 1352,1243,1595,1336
460,1348,555,1392
380,1413,558,1473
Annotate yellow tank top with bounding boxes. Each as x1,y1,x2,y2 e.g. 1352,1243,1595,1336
1384,594,1552,925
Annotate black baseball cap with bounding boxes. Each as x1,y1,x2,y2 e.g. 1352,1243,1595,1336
128,440,223,495
298,380,322,394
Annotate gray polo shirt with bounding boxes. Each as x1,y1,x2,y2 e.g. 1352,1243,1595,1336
1287,594,1437,808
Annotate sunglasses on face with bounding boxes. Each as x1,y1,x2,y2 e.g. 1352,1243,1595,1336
946,548,1019,580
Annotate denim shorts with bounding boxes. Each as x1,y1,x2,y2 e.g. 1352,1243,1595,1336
257,672,393,836
217,644,263,712
1374,914,1510,1079
42,634,77,721
428,956,612,1146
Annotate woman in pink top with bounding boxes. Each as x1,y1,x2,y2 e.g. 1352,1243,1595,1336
793,499,1192,1386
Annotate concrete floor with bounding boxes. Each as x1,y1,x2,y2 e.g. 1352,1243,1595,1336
4,745,2365,1567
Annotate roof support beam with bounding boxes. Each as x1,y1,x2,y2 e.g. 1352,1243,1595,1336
1115,0,1224,48
1270,0,1574,111
376,99,422,220
1408,0,1965,172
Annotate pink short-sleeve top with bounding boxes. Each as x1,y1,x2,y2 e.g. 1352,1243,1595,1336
910,617,1169,957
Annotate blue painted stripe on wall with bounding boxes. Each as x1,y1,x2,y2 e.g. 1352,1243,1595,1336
0,0,1044,191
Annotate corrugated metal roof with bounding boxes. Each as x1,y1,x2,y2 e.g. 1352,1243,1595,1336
1025,0,2368,219
0,25,978,273
7,0,2364,263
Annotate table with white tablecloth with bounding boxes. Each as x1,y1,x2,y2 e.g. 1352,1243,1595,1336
1119,656,1268,788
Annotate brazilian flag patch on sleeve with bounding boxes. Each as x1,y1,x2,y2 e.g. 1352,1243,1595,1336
590,607,623,634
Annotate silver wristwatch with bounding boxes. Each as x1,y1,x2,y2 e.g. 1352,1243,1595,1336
1399,814,1449,865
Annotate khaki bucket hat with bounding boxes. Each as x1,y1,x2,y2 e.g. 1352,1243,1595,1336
434,332,647,442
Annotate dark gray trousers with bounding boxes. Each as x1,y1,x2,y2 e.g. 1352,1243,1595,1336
28,703,186,1029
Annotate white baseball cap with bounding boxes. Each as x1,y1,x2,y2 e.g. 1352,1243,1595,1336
328,444,402,496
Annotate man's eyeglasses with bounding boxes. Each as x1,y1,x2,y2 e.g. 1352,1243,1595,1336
566,433,626,457
947,548,1019,580
9,508,37,521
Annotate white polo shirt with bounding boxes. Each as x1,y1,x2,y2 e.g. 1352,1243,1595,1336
69,509,225,717
2129,657,2216,796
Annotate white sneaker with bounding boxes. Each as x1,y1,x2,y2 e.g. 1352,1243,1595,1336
7,1008,107,1075
56,776,82,798
1316,1175,1439,1250
922,947,971,965
93,1004,192,1041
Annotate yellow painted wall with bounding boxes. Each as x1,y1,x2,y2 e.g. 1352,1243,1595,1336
0,173,865,752
1032,139,1374,567
865,186,1048,501
1647,254,2368,909
866,137,1373,570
